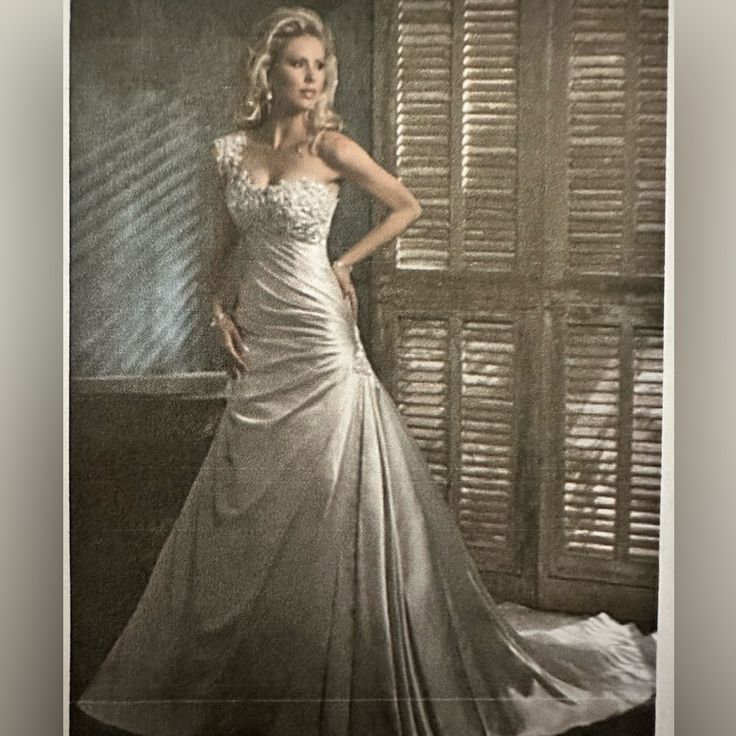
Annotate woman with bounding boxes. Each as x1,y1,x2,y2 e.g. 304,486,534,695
77,7,656,736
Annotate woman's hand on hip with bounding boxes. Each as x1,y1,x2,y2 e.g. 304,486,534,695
332,261,358,320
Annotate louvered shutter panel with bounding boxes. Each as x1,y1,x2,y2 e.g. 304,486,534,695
544,307,662,593
395,318,450,490
376,0,529,598
565,0,667,277
629,326,663,559
393,0,521,272
387,307,524,591
459,318,518,572
635,0,668,275
562,321,620,559
538,0,666,620
566,1,629,275
462,2,519,271
395,0,452,270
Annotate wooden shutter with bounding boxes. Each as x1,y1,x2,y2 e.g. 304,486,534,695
392,312,522,580
372,0,667,623
396,318,451,489
537,0,666,622
563,0,667,278
394,0,452,270
459,317,519,572
561,318,622,560
629,325,663,560
635,0,668,276
391,0,522,273
541,306,662,584
461,2,520,272
373,0,536,605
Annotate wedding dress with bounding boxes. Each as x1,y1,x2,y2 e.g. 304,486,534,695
76,130,657,736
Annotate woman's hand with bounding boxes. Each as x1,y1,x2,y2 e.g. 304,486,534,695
213,312,249,379
332,261,358,320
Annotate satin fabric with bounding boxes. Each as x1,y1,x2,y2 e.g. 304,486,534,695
77,131,656,736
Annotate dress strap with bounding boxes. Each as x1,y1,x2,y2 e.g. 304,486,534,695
211,131,247,181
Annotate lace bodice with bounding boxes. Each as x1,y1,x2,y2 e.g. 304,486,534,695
212,131,340,245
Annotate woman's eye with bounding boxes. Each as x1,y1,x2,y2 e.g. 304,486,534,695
289,59,324,70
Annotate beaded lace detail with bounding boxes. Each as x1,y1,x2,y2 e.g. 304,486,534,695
212,131,339,243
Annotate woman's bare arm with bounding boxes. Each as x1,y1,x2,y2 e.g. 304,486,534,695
205,143,240,318
317,131,422,268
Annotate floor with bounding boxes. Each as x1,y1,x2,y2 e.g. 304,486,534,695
69,700,655,736
68,604,657,735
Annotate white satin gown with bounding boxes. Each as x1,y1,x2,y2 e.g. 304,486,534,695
77,130,657,736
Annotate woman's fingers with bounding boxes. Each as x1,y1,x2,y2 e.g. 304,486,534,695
230,345,248,368
344,279,358,320
224,331,248,369
232,333,248,361
348,286,358,320
214,315,249,378
335,268,358,320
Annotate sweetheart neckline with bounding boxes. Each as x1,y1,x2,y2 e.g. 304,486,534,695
235,167,341,203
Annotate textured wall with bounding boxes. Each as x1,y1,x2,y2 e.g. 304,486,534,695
70,0,373,376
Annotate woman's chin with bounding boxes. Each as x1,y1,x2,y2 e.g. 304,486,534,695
289,97,319,113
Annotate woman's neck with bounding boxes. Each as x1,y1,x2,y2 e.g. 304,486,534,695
257,110,311,151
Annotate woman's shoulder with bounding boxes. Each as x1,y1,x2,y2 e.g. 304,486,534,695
316,129,361,155
315,130,367,170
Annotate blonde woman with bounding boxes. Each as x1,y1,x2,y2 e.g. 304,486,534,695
77,7,656,735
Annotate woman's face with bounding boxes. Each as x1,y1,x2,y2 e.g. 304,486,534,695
268,35,327,114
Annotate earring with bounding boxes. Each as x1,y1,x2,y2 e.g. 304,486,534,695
265,88,273,101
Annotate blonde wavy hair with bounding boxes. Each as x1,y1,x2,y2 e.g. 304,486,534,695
234,7,344,151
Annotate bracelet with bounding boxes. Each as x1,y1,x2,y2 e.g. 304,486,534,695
209,310,227,327
333,259,353,271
